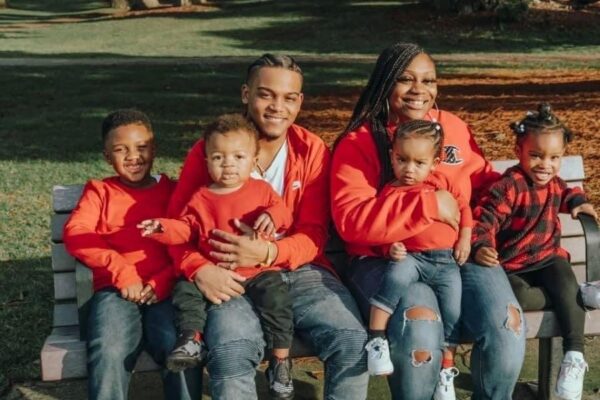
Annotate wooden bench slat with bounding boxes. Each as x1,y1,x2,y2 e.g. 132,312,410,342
525,309,600,339
53,302,79,327
51,243,76,272
53,184,84,213
561,237,586,264
559,214,584,237
54,272,77,301
51,214,70,243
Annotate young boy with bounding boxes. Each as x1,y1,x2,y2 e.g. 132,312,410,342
138,113,296,399
472,103,598,400
63,109,200,400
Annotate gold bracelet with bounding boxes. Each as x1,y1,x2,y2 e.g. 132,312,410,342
259,241,275,268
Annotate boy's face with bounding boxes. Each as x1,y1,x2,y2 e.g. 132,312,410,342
390,136,439,186
205,130,257,189
241,67,304,141
515,130,565,186
104,123,156,188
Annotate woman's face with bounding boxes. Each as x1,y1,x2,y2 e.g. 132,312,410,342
388,53,438,123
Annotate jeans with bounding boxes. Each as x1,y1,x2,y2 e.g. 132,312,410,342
344,258,526,400
370,250,461,346
86,289,202,400
461,262,526,400
203,264,368,400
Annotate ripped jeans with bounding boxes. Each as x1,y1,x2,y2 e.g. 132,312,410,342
345,257,525,400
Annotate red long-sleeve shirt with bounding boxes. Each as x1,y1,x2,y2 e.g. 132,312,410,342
168,124,333,279
472,165,587,271
151,179,292,279
331,110,497,257
375,170,473,256
63,175,176,300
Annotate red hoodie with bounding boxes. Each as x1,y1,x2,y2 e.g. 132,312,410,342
331,109,497,257
168,124,333,280
63,175,176,300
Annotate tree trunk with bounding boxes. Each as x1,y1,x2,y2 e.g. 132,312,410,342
0,0,7,8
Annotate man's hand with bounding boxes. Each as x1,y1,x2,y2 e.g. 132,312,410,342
474,246,499,267
209,219,276,269
192,264,246,304
389,242,407,261
435,190,459,231
572,203,599,222
120,282,144,303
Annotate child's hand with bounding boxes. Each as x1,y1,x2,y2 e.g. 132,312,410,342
453,237,471,266
137,219,163,237
474,246,499,267
139,284,158,305
572,203,599,222
389,242,407,261
253,213,275,238
120,282,144,303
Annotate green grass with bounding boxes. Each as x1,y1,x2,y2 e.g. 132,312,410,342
1,0,599,59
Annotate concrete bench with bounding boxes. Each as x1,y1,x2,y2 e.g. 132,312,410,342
41,155,600,400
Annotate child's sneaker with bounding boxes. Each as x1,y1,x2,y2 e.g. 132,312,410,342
266,357,294,400
365,337,394,375
166,330,207,373
433,367,459,400
555,351,588,400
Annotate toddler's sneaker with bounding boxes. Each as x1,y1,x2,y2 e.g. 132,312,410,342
266,357,294,400
433,367,459,400
365,337,394,375
555,351,588,400
166,329,207,373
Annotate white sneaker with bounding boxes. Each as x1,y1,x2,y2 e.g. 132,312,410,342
433,367,459,400
555,351,588,400
365,337,394,376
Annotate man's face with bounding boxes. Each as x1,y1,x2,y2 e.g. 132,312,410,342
241,67,304,140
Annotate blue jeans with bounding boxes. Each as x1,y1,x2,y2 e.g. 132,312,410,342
203,264,369,400
86,289,202,400
460,262,526,400
344,258,525,400
370,250,461,346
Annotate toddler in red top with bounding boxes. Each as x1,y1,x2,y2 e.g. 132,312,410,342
139,114,295,383
365,120,471,385
472,103,598,400
63,110,200,400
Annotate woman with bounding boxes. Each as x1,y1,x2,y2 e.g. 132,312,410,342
331,42,525,400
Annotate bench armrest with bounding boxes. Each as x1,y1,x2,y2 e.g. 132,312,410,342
578,213,600,282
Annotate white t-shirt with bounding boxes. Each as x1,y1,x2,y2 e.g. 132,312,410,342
251,140,288,197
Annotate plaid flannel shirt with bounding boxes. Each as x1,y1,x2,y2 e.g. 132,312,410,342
472,165,587,271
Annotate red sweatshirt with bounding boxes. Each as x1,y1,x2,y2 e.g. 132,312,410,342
151,179,292,279
63,175,176,300
375,170,473,256
331,110,497,257
168,124,333,280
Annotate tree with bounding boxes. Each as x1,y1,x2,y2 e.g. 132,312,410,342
0,0,7,8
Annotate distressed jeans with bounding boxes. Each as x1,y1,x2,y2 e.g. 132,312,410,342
370,250,462,346
86,289,202,400
204,264,369,400
344,258,525,400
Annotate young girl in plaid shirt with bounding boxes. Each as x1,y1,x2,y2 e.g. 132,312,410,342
472,103,598,400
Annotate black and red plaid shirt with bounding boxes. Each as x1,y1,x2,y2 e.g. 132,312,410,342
472,165,587,271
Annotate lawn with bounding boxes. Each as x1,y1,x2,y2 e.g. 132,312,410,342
1,1,600,399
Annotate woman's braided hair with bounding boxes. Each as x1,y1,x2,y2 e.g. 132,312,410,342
510,103,572,146
336,43,426,189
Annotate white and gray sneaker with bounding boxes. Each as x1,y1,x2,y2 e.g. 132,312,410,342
365,337,394,376
166,330,207,373
266,357,294,400
555,351,588,400
433,367,459,400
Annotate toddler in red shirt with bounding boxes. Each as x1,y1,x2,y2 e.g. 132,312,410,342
139,114,295,399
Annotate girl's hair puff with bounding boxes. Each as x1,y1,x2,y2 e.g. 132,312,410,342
510,103,573,146
394,120,444,159
335,43,429,189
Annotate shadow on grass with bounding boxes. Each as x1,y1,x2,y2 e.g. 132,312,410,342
5,0,109,12
0,257,53,382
